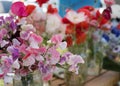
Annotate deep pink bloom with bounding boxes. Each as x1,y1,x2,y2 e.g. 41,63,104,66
10,2,28,17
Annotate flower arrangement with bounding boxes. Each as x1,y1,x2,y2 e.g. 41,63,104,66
0,1,85,84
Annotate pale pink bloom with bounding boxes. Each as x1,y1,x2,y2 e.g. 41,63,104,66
17,17,27,25
30,7,46,21
29,33,43,43
46,14,62,34
58,42,67,50
35,54,44,61
67,55,84,65
12,38,20,47
0,40,9,48
23,54,35,66
46,46,60,65
65,10,86,24
20,31,30,40
50,34,63,44
104,0,115,6
21,24,36,32
38,47,47,54
18,44,27,54
29,33,43,49
12,59,20,69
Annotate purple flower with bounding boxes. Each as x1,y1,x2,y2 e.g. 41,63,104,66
7,46,19,61
12,48,19,61
9,21,17,31
5,16,14,22
59,56,66,65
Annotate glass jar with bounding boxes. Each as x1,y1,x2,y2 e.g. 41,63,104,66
87,39,104,76
65,70,83,86
67,43,88,85
13,70,43,86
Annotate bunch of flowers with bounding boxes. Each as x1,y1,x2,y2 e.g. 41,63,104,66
0,1,84,82
102,21,120,58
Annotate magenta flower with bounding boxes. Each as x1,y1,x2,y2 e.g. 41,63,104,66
10,2,28,17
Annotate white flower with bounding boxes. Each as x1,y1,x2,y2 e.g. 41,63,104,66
30,7,46,21
35,54,44,61
66,10,86,24
12,59,20,69
23,54,35,66
0,40,9,48
46,14,61,34
58,42,67,50
12,39,20,46
21,24,36,32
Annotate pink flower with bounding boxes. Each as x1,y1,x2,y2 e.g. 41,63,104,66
12,59,20,69
10,2,28,17
65,10,87,24
46,46,60,65
67,55,84,65
30,33,43,43
29,33,43,48
46,14,62,34
50,34,63,44
23,54,35,66
104,0,115,6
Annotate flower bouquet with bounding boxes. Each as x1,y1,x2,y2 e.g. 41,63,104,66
0,1,85,86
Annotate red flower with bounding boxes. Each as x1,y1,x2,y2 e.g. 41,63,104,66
62,17,71,24
36,0,49,7
76,31,86,44
76,21,89,31
47,4,58,14
66,36,73,47
26,5,36,15
65,24,75,34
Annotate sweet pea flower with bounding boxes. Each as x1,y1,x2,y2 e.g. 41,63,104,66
12,59,20,69
65,10,87,24
50,34,63,44
0,40,9,48
67,54,84,65
46,46,60,65
12,38,21,47
29,33,43,49
23,54,35,66
10,2,28,17
21,24,36,32
46,14,62,34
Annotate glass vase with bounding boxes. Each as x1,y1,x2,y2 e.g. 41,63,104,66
67,43,88,85
13,70,43,86
87,39,104,76
64,70,84,86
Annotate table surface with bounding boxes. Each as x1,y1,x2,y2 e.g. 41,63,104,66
51,71,120,86
2,70,120,86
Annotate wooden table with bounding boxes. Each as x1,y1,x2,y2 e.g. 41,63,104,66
51,71,120,86
3,70,120,86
